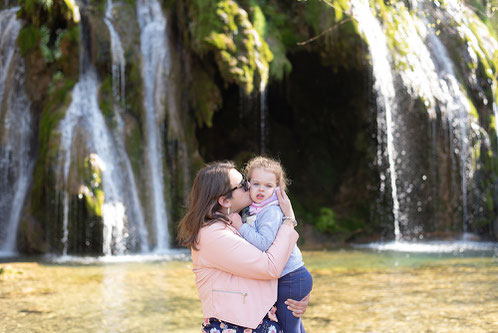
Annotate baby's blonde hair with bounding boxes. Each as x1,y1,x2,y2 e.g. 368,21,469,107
244,156,289,192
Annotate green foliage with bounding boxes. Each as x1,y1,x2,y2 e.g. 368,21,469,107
315,207,339,233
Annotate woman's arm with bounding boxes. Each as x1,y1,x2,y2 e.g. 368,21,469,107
197,221,298,280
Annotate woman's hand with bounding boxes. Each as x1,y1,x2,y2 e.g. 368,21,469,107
276,187,295,219
229,212,243,230
285,293,310,318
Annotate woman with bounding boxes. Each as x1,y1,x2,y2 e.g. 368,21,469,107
178,161,309,332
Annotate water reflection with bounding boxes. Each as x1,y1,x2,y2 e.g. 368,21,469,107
1,249,497,332
354,240,498,254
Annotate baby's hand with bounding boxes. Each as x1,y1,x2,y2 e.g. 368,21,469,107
276,187,295,219
229,213,243,230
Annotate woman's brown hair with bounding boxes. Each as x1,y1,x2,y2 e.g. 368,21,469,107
177,161,235,250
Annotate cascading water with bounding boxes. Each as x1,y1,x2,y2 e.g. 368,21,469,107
104,0,149,252
260,87,267,154
424,25,473,231
351,0,496,240
494,86,498,145
388,0,491,236
0,8,33,255
136,0,170,250
104,0,125,136
58,17,148,255
351,0,403,241
385,1,474,235
256,31,269,154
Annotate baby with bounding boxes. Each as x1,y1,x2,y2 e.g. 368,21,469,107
238,156,313,333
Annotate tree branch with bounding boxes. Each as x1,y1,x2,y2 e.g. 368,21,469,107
297,18,353,46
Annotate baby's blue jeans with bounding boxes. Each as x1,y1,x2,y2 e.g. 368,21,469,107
276,265,313,333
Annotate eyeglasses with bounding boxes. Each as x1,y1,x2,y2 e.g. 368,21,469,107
223,173,249,196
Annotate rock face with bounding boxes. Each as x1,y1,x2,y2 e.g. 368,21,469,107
0,0,497,255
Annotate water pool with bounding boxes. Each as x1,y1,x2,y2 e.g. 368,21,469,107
1,247,497,332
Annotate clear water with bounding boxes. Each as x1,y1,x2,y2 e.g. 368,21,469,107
1,248,497,332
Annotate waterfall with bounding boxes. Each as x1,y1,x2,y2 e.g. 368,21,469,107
494,86,498,145
0,7,18,105
424,26,472,231
351,0,493,239
104,0,125,116
0,8,33,255
351,0,403,241
260,87,267,154
104,0,149,252
58,18,148,255
394,0,482,233
255,29,269,155
137,0,170,250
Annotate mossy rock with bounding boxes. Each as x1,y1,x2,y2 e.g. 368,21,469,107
189,0,273,94
78,154,105,217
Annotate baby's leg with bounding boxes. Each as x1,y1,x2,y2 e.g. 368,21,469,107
276,266,313,333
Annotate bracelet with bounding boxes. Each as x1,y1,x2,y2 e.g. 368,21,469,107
282,216,297,227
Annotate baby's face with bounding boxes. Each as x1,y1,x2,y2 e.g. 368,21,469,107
249,168,277,204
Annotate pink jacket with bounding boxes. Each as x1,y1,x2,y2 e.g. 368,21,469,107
191,220,298,329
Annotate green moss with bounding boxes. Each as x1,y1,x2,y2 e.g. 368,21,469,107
254,2,293,80
249,2,266,37
303,0,337,33
18,25,40,56
191,67,222,128
124,52,143,121
18,0,81,64
189,0,273,94
78,154,105,217
469,97,480,119
30,78,76,227
98,75,114,121
18,0,80,28
206,32,236,52
38,79,76,161
124,121,144,178
374,0,411,64
89,0,105,13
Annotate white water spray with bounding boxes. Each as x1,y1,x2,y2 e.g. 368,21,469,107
0,8,33,255
137,0,170,250
352,0,402,241
58,24,148,254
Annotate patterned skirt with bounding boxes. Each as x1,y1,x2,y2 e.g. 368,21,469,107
201,305,282,333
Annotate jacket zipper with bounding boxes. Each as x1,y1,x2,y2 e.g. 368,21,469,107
212,289,248,304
